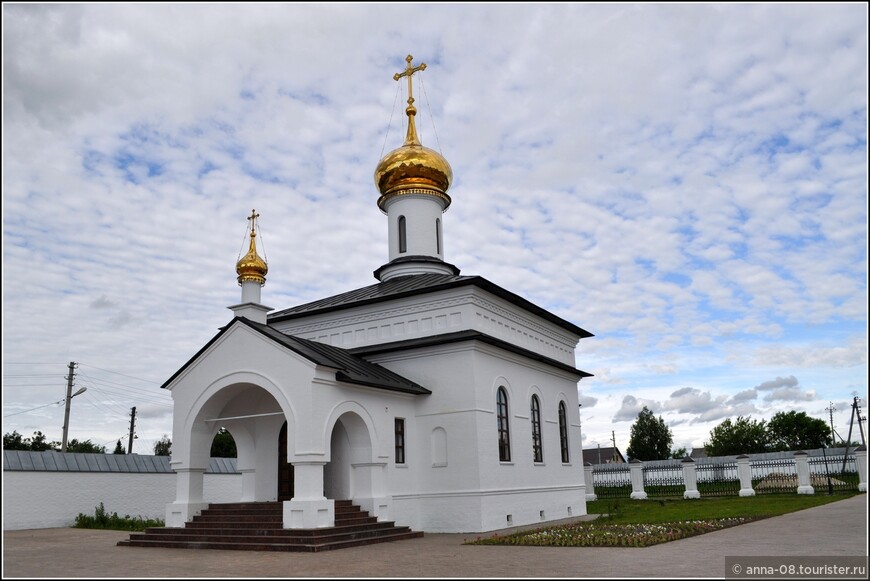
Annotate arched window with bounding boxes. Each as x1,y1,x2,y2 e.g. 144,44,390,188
497,387,511,462
436,218,441,255
398,216,407,254
558,401,569,463
531,395,543,463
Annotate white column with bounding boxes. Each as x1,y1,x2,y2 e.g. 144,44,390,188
855,446,867,493
629,459,647,500
239,469,256,502
682,457,701,499
584,463,597,501
165,466,208,527
794,451,814,495
737,455,756,497
283,461,334,529
352,462,392,522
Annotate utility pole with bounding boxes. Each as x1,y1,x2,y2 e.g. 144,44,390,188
127,406,137,454
611,430,617,462
61,361,78,453
826,402,837,446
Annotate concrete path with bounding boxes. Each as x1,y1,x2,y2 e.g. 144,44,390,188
3,494,867,578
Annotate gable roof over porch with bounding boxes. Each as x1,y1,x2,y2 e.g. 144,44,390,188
161,317,431,396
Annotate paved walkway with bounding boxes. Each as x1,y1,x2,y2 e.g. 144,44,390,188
3,495,867,578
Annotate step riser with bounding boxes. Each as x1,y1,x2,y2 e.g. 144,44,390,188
126,528,413,545
146,522,399,537
119,532,423,553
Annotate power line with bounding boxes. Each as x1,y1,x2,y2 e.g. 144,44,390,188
3,400,64,418
77,363,161,385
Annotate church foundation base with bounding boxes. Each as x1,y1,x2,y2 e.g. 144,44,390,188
283,499,334,528
165,502,209,528
354,496,392,522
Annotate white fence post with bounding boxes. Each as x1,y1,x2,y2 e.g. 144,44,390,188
794,451,814,495
584,462,597,501
682,457,700,499
629,459,647,500
736,455,755,497
856,446,867,493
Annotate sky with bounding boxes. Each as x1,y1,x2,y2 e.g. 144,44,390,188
2,3,867,458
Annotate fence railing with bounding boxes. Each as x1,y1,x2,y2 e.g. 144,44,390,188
587,446,866,500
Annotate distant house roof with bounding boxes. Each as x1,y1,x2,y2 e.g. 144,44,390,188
268,273,593,339
583,446,626,464
3,450,240,473
690,447,708,459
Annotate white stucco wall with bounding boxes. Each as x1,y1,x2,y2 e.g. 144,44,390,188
2,471,241,531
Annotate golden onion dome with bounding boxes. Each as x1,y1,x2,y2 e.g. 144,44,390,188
375,55,452,211
236,210,268,286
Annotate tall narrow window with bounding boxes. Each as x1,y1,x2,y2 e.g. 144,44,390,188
531,395,543,462
398,216,407,254
558,401,570,463
395,418,406,464
435,218,441,254
497,387,511,462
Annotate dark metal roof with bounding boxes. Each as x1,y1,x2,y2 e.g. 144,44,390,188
268,273,593,339
244,319,431,395
3,450,240,473
349,330,593,379
161,317,431,396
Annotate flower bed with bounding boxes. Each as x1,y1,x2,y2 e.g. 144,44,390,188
468,517,754,547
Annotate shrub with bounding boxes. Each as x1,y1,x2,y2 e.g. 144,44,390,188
73,502,164,531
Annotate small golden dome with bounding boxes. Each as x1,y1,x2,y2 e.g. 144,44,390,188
375,55,452,211
236,210,268,286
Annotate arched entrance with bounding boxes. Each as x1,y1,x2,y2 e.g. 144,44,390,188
277,422,294,501
324,412,374,503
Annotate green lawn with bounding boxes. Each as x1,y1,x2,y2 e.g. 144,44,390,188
587,492,859,524
468,492,860,548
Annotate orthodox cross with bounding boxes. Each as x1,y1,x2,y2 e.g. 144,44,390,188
247,209,260,235
393,54,426,108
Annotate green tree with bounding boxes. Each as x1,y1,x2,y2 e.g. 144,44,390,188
3,430,28,450
767,411,831,451
153,434,172,456
113,440,126,454
704,416,768,456
670,446,688,459
3,430,59,451
65,439,107,454
210,428,237,458
626,407,673,461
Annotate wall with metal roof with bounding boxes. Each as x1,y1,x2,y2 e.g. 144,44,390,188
3,450,239,473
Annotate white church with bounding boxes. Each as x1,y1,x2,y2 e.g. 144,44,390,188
163,56,594,535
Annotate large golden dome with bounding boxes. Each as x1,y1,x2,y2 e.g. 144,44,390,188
375,142,452,211
375,55,452,211
236,210,268,286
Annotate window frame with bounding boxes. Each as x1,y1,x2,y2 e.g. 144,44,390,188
531,394,543,463
394,417,406,464
497,387,511,462
398,215,407,254
558,401,570,463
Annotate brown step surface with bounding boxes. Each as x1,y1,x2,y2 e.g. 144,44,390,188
117,501,422,552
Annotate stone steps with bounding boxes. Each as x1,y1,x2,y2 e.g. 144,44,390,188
117,501,422,552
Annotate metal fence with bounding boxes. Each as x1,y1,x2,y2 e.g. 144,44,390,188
588,448,862,499
696,460,741,497
642,462,684,497
590,463,631,499
809,453,860,492
750,456,798,494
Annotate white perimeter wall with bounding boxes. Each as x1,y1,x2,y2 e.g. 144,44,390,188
2,472,241,531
